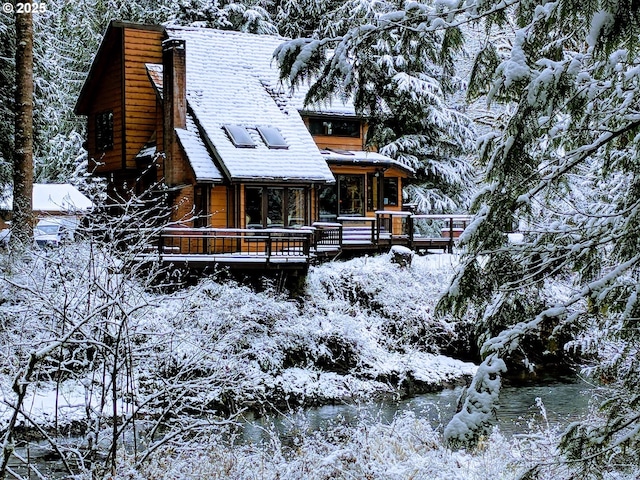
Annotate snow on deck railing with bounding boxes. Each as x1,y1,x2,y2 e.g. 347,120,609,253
157,227,313,259
153,213,474,259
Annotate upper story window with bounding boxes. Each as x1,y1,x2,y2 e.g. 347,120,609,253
308,118,360,138
95,110,114,151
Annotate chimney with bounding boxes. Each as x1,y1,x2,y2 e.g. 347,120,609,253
162,38,186,186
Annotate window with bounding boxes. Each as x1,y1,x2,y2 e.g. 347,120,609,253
367,172,380,211
257,126,288,149
338,175,364,216
95,110,113,151
383,177,399,206
308,118,360,137
319,184,338,222
193,186,209,227
223,125,256,148
245,187,263,227
267,187,284,227
245,187,307,228
288,188,305,227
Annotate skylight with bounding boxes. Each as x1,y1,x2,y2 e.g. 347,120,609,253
223,125,256,148
257,126,289,149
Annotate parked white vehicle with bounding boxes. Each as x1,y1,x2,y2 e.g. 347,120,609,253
34,218,78,248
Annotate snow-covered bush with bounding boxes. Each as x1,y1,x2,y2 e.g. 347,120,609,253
111,410,581,480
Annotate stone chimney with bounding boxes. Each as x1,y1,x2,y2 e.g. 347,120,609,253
162,38,186,186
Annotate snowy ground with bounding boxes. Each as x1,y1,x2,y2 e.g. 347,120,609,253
0,248,476,433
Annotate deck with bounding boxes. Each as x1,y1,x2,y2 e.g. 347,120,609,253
139,213,472,272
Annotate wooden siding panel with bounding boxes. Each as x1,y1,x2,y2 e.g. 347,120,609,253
123,27,163,171
209,186,228,227
312,135,364,151
86,49,123,174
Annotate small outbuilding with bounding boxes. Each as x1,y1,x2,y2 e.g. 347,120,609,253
0,183,93,229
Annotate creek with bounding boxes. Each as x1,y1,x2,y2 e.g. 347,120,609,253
239,375,593,444
9,376,593,478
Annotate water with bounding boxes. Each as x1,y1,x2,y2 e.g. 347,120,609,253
239,376,593,443
9,377,593,477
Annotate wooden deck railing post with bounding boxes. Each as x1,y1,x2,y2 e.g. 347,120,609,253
374,213,380,244
408,215,414,247
266,231,272,263
158,230,164,256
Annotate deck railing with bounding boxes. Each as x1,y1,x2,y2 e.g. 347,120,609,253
152,214,473,266
337,216,377,245
158,227,313,260
410,214,473,253
311,222,343,253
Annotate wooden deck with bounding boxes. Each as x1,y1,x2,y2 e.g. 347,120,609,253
138,213,472,271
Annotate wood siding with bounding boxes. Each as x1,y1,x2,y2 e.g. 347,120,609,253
123,27,164,170
311,134,364,151
86,47,123,174
209,186,228,227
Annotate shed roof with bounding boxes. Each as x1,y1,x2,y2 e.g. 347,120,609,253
320,149,415,174
0,184,93,213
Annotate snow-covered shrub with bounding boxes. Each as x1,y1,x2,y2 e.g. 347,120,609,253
114,410,577,480
307,253,461,354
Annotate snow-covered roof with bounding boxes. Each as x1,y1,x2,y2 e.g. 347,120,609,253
290,86,357,117
164,26,335,183
0,184,93,213
177,113,225,182
320,149,415,174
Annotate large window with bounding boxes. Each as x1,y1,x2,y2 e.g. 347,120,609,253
245,186,307,228
383,177,399,206
338,175,364,216
95,110,113,151
319,185,338,222
193,186,209,227
245,187,264,227
308,118,360,137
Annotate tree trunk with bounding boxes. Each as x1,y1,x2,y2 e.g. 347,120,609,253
10,10,34,250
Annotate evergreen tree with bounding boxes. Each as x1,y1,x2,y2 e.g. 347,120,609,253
436,0,640,474
274,0,477,212
168,0,277,34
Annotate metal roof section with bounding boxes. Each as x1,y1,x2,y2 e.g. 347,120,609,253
179,114,225,183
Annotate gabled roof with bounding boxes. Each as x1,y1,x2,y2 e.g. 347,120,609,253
75,21,164,115
164,26,335,184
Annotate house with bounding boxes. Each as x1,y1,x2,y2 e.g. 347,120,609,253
0,183,93,229
74,21,413,240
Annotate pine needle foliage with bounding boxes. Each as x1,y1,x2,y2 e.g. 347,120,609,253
437,0,640,473
274,0,477,212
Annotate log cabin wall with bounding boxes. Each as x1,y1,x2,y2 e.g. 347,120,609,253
85,40,123,174
123,27,164,171
209,186,228,227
